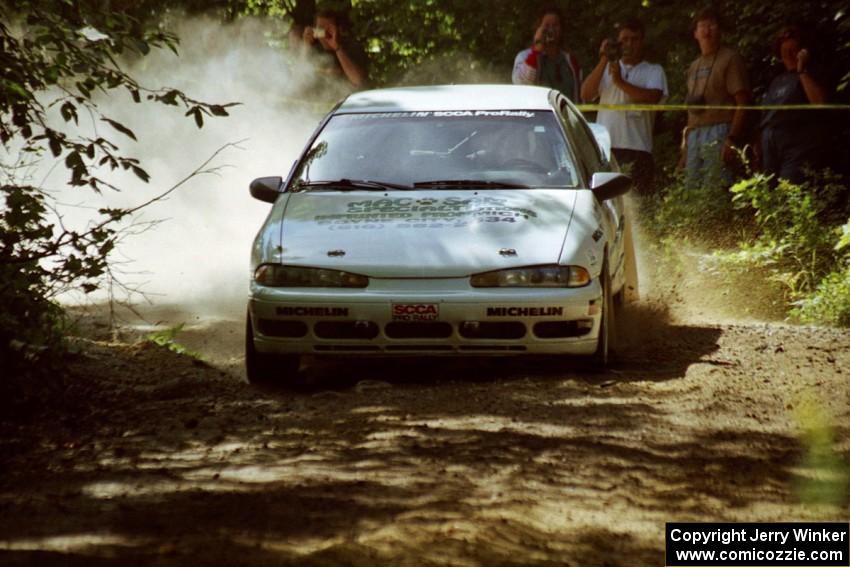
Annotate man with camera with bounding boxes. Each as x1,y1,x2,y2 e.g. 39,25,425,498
512,5,582,102
682,7,749,188
301,8,369,88
580,18,668,195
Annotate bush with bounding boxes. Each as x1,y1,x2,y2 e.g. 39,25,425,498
640,172,752,248
793,266,850,327
727,171,847,297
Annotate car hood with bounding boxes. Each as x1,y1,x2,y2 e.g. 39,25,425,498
277,190,580,278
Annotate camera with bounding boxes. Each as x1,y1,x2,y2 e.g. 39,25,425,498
542,28,557,46
312,27,326,39
604,39,622,61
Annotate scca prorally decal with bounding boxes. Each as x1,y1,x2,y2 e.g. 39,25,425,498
392,303,439,321
348,110,537,120
314,196,538,230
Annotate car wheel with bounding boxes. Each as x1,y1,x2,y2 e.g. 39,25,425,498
591,260,617,369
245,313,300,385
614,287,625,309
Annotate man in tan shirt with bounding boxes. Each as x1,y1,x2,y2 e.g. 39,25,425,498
683,8,750,188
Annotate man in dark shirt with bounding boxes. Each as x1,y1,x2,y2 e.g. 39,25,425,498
302,8,369,89
759,25,829,184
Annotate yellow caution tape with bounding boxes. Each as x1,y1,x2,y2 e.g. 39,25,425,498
578,103,850,112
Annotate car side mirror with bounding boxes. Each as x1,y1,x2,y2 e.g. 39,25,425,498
249,176,282,203
590,172,631,201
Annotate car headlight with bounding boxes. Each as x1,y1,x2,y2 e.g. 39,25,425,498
470,265,590,288
254,264,369,288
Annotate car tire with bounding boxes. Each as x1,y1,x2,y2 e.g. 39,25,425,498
591,260,617,369
245,313,300,385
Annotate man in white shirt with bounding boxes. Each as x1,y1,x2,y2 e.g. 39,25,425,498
581,18,668,195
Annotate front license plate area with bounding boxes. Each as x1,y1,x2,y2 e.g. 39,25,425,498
391,303,439,321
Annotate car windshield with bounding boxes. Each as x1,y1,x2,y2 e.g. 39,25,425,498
291,111,579,190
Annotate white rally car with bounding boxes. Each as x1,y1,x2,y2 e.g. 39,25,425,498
246,85,636,383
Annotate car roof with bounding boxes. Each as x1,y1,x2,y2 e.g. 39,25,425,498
336,84,557,114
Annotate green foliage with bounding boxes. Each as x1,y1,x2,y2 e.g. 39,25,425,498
648,166,850,326
0,1,230,380
726,172,846,296
792,265,850,327
640,173,750,248
793,393,850,508
837,219,850,251
351,1,528,86
144,324,202,358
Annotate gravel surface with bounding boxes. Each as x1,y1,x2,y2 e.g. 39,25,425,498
1,295,849,565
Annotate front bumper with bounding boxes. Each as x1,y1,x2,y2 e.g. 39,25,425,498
249,277,602,356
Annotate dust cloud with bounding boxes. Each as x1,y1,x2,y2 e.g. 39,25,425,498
626,198,786,327
43,16,336,317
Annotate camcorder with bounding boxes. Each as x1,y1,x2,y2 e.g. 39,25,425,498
312,27,326,39
542,28,557,46
605,39,622,61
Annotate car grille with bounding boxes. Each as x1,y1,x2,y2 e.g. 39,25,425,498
257,319,308,338
458,322,526,339
533,321,593,339
314,321,379,339
314,345,381,352
260,318,588,346
385,322,453,339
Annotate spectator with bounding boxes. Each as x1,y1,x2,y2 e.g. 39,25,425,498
301,8,369,88
581,18,668,195
512,4,582,102
682,7,750,188
758,24,829,184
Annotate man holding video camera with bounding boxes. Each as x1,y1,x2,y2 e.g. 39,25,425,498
301,8,368,88
512,5,582,102
581,18,668,195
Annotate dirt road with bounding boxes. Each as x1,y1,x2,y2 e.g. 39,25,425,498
1,298,849,565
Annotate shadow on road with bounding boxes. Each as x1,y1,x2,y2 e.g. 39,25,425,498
4,303,838,566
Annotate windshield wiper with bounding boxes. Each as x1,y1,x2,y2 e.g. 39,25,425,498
413,179,530,189
296,179,413,191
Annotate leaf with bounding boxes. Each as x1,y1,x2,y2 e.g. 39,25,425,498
129,88,141,103
6,81,31,101
49,138,62,157
131,165,150,183
191,107,204,128
76,80,91,98
836,222,850,251
131,38,150,55
60,101,78,124
106,73,122,89
65,150,83,169
101,118,137,141
159,89,179,105
209,104,229,116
